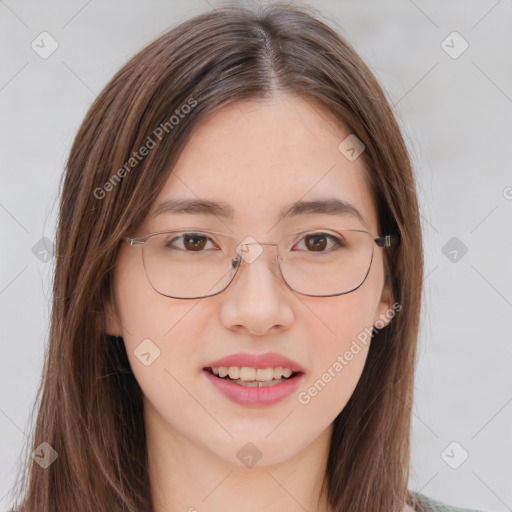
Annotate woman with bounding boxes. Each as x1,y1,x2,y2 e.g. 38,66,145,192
8,3,484,511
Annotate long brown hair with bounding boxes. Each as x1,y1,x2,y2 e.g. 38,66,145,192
9,3,424,511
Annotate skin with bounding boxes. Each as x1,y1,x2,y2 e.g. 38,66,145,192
106,94,395,512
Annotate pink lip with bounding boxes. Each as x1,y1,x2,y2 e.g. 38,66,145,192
203,369,305,407
203,352,305,372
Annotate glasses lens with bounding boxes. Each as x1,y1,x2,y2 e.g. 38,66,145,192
141,231,237,299
141,229,375,298
279,229,374,296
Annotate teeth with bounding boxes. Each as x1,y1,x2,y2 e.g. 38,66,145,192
239,367,256,381
281,367,293,378
228,366,239,379
232,378,286,387
256,368,274,381
211,366,295,381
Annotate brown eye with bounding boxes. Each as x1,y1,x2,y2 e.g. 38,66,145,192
183,234,207,251
305,234,328,251
165,233,214,252
295,233,343,253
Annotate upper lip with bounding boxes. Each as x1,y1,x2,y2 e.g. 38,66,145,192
204,352,305,373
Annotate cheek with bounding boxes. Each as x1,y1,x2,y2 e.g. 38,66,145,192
116,296,211,431
112,254,206,401
297,258,385,415
305,251,384,353
295,301,372,426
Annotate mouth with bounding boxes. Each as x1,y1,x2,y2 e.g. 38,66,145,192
203,366,304,387
202,352,306,406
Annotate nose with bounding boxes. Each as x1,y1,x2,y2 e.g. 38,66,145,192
218,242,296,336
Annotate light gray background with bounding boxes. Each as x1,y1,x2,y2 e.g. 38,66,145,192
1,1,511,511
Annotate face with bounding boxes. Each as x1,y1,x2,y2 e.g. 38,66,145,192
107,94,394,467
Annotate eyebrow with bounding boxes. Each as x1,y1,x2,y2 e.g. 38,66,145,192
153,197,369,228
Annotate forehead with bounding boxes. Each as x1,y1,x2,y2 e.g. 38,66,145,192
148,94,378,234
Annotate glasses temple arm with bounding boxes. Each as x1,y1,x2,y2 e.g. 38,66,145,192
375,233,400,248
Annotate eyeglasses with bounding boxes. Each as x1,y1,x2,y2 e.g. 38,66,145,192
124,228,399,299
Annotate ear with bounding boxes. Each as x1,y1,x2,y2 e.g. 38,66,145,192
373,283,397,330
104,277,123,336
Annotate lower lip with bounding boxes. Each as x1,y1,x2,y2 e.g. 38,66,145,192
203,370,304,407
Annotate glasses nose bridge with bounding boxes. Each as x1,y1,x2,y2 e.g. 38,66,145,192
234,238,282,262
232,238,285,281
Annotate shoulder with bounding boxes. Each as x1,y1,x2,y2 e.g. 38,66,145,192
409,491,487,512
